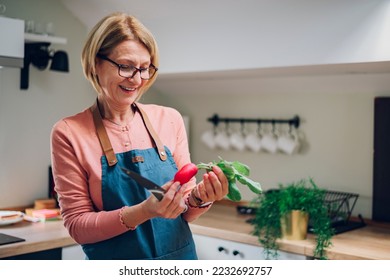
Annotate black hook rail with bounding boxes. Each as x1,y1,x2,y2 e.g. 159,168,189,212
207,114,300,128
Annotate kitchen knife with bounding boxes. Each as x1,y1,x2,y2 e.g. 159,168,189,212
121,167,165,201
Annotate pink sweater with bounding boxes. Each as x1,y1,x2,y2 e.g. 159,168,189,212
50,103,207,245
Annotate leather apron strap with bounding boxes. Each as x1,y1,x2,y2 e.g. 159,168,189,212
91,102,118,166
90,101,167,166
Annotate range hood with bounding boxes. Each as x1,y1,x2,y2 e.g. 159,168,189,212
0,17,24,68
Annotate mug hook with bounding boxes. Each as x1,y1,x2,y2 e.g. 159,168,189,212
225,120,231,135
256,120,263,136
240,119,246,135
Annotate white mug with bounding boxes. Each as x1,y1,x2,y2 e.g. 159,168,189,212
201,130,217,149
214,130,231,150
261,132,278,153
277,131,300,155
245,132,262,152
230,131,246,151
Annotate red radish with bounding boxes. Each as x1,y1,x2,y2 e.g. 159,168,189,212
174,163,198,185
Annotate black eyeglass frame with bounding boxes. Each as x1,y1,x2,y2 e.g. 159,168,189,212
97,54,158,80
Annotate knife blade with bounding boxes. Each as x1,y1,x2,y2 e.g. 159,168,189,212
121,167,166,201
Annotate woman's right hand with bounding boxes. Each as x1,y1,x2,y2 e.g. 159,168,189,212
143,180,187,219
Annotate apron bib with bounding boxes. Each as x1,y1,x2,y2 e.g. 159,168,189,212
82,102,197,260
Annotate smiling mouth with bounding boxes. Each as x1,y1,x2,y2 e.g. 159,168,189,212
120,85,136,91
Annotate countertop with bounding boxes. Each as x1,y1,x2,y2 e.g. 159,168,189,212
0,219,76,259
190,203,390,260
1,204,390,259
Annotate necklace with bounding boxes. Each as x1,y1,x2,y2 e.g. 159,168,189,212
104,118,125,127
102,107,136,127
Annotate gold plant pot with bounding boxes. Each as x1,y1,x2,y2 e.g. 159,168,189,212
281,210,309,240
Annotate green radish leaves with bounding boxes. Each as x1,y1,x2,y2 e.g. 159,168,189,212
232,161,250,176
227,181,242,201
197,157,262,201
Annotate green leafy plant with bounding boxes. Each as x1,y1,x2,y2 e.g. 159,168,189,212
197,157,262,201
251,178,334,259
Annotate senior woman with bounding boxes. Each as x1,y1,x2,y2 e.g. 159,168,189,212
50,12,228,260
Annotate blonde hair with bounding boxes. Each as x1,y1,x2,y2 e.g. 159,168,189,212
81,12,159,99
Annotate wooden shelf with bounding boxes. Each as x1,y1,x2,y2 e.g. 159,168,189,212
157,61,390,81
153,61,390,96
24,33,67,45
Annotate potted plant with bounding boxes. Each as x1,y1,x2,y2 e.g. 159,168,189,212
251,178,334,259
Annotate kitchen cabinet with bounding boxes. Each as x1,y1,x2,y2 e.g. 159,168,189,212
1,248,62,260
193,234,306,260
373,97,390,222
1,244,85,260
62,244,85,260
0,17,24,68
24,33,67,44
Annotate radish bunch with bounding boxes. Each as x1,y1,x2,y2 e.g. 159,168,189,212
174,157,262,202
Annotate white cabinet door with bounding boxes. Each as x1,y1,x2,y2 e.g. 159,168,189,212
194,234,263,260
193,234,306,260
62,245,85,260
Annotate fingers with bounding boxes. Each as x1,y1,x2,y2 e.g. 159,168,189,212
197,165,229,202
161,180,182,192
212,165,229,190
163,189,186,217
149,180,187,218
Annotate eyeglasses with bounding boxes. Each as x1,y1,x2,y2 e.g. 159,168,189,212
97,54,158,80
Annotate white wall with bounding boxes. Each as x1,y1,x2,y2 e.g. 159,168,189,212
0,0,95,208
140,0,390,219
151,72,390,219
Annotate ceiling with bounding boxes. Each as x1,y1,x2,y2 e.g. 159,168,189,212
60,0,236,30
61,0,150,30
60,0,390,78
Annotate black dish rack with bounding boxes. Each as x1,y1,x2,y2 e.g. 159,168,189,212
308,190,366,234
242,189,366,234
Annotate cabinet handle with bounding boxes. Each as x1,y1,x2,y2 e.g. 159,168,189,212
232,250,242,257
218,246,228,253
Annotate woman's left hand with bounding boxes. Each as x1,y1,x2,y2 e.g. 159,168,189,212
143,180,187,219
194,165,228,203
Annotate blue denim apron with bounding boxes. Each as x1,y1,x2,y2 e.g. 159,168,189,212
82,102,197,260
